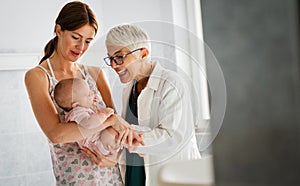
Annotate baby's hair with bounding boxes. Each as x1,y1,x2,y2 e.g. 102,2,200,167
54,78,86,111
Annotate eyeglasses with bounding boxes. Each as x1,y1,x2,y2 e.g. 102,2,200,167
104,48,143,66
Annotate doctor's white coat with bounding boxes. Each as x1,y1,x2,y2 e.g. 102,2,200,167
119,62,201,186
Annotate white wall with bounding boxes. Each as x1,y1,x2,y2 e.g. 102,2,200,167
0,0,173,53
0,0,106,53
99,0,173,33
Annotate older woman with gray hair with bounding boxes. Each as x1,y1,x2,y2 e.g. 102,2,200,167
103,24,201,186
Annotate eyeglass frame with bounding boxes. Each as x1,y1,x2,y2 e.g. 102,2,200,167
103,48,143,66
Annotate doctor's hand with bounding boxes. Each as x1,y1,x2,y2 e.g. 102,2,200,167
106,114,143,147
127,133,144,153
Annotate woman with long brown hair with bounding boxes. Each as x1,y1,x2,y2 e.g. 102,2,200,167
25,2,140,185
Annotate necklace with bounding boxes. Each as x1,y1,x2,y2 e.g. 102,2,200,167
132,80,139,102
129,80,139,117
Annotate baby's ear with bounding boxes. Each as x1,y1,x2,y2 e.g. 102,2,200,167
72,102,79,108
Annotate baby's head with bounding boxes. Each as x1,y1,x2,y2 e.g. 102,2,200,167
54,78,93,111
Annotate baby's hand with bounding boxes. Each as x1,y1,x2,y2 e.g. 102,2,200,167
104,151,119,163
98,107,114,116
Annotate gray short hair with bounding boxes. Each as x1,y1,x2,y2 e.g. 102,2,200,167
105,24,151,54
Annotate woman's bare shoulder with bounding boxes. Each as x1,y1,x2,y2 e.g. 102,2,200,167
24,66,48,87
87,66,105,80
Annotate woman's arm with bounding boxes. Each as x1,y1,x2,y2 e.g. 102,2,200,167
24,68,109,144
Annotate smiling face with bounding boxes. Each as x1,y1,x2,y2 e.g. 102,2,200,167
107,46,142,83
56,24,95,62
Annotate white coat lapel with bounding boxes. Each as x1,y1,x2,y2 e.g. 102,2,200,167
137,62,162,126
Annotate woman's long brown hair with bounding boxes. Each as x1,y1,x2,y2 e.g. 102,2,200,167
39,1,98,64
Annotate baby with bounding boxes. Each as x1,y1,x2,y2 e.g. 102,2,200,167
53,78,120,157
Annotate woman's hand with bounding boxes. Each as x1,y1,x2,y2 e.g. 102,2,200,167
106,114,144,147
107,114,129,141
127,133,144,152
81,145,117,167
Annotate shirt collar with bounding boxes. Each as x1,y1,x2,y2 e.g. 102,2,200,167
145,61,163,91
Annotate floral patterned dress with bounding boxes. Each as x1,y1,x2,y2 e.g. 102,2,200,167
37,59,123,186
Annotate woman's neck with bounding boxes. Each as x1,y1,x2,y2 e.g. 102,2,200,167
48,53,80,80
136,61,154,93
136,77,149,93
49,53,77,74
